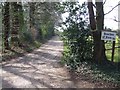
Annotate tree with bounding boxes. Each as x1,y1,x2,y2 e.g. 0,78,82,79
18,2,24,37
62,2,93,69
3,2,10,51
88,0,107,62
1,1,61,55
34,2,59,40
10,2,20,46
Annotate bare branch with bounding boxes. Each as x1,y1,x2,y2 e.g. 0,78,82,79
88,1,96,30
92,3,96,8
103,0,107,5
113,18,120,22
104,3,120,15
105,17,120,22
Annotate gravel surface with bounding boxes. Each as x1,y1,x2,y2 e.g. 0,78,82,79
1,36,114,89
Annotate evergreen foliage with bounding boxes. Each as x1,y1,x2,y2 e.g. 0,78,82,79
61,2,93,69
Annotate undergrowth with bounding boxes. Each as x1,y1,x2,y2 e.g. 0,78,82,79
1,40,42,62
61,47,120,86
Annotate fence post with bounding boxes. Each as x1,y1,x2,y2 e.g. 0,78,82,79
111,41,115,62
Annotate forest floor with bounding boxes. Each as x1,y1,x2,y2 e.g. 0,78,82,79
1,36,119,88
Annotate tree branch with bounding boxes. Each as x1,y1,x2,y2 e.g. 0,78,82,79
92,3,96,8
103,0,107,5
104,3,120,15
91,0,107,8
105,17,120,22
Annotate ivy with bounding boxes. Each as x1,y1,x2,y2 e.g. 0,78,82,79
61,2,93,70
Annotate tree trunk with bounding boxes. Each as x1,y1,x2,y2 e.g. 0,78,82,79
95,1,107,62
88,0,107,62
87,0,96,30
29,3,35,28
29,2,36,40
18,2,24,34
3,2,10,50
11,2,20,46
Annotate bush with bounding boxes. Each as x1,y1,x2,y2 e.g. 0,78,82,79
62,26,93,69
61,2,93,69
22,31,34,43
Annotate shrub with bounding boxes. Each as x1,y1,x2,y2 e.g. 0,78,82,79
61,2,93,69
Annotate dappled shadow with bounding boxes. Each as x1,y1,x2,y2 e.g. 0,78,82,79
33,51,61,61
2,36,72,88
2,36,119,88
46,40,63,46
2,79,15,88
67,62,120,88
2,44,34,63
91,62,120,87
66,70,96,88
3,36,107,88
2,66,54,88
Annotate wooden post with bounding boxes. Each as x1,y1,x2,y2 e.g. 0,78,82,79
111,41,116,62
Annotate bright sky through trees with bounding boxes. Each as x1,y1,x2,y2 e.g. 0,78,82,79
62,0,119,30
104,0,119,30
1,0,119,30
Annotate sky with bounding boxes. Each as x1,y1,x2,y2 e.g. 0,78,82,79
1,0,120,30
104,0,119,30
62,0,120,30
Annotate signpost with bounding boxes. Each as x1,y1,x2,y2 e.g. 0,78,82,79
101,31,116,41
101,31,117,62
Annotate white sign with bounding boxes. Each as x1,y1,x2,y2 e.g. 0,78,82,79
101,31,116,41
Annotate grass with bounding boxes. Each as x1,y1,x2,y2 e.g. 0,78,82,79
105,36,120,62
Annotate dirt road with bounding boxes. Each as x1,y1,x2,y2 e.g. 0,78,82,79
1,36,105,88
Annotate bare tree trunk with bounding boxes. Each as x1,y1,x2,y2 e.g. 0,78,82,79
29,2,36,40
11,2,20,46
95,1,107,62
88,0,107,62
18,2,24,34
18,2,25,47
29,3,35,28
88,1,96,30
3,2,10,50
